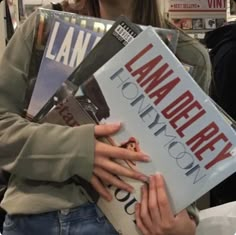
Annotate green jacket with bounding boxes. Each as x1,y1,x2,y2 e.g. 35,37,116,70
0,9,210,223
0,12,95,214
168,21,211,93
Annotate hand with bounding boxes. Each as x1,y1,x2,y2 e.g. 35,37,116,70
90,123,150,201
135,174,196,235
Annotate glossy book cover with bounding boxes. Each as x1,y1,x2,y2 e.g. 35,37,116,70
26,17,102,120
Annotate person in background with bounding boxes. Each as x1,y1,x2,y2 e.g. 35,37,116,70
204,22,236,121
0,0,210,234
204,18,236,208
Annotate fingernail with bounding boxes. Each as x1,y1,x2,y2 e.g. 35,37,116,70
156,173,162,180
126,186,134,193
142,155,151,162
107,194,113,201
139,175,149,182
149,175,155,185
111,122,121,128
104,193,112,201
141,184,146,192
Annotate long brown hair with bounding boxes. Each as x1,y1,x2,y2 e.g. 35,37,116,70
62,0,164,27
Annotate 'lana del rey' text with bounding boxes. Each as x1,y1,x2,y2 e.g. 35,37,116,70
109,43,233,184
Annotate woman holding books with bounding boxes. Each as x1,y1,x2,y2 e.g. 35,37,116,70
0,0,210,234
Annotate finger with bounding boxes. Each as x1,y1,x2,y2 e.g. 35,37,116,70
95,156,148,182
140,184,153,230
94,123,121,136
93,167,134,192
135,203,150,235
148,175,161,223
96,140,150,162
155,174,174,221
90,175,112,201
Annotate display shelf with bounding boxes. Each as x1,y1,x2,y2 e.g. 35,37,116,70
165,0,227,42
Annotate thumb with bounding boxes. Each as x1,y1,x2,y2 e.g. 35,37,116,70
94,123,121,137
177,210,189,218
176,210,195,222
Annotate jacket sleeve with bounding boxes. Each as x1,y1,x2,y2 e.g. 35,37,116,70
190,42,212,94
0,13,95,183
176,31,212,94
187,203,199,226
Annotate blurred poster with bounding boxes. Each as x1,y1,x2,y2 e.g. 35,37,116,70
205,18,217,29
172,18,192,29
169,0,226,12
192,18,204,29
216,18,225,27
230,0,236,15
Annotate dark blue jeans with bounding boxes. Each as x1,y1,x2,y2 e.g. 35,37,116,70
3,203,119,235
